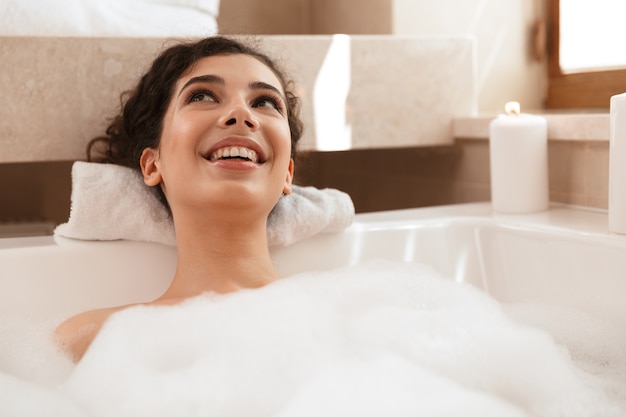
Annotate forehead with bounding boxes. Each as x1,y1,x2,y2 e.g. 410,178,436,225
177,54,284,94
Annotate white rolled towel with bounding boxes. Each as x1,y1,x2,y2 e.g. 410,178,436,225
54,162,355,247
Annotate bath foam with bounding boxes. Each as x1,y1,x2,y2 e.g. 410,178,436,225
0,313,74,387
0,260,624,416
274,354,529,417
55,260,623,417
503,303,626,407
0,371,84,417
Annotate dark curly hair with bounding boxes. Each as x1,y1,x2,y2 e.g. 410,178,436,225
88,36,303,209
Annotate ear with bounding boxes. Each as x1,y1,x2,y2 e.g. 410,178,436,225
282,159,295,195
140,147,162,187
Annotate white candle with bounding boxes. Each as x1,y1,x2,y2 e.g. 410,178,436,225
489,102,549,214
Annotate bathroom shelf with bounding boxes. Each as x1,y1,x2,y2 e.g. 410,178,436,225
453,112,609,141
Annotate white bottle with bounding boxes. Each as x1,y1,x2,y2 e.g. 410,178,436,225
609,92,626,234
489,102,549,214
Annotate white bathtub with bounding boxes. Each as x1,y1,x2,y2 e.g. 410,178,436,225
2,202,626,415
1,202,624,328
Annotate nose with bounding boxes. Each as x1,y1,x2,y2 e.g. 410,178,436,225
219,102,258,130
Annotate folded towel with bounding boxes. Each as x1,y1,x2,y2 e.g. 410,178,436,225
54,161,355,247
267,185,355,246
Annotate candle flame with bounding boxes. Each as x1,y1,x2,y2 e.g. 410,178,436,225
505,101,521,115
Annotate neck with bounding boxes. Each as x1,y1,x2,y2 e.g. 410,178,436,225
157,209,277,300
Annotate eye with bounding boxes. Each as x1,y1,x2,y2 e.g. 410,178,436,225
187,89,217,103
253,95,285,114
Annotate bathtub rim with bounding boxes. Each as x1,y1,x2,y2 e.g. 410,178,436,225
0,201,617,250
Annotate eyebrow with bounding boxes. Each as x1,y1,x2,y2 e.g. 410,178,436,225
249,81,286,102
178,74,224,98
178,75,286,103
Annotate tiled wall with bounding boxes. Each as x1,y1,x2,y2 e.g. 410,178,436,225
296,139,609,213
0,161,73,227
548,140,609,208
295,142,482,212
0,138,609,230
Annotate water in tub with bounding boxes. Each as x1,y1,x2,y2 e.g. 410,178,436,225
1,260,625,416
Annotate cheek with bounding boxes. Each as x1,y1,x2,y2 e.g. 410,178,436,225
159,114,202,155
275,120,293,154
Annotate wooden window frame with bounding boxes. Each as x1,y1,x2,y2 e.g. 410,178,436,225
546,0,626,109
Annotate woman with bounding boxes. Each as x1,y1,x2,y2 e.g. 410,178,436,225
55,36,304,361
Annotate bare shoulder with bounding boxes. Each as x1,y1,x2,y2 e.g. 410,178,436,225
55,297,184,362
55,306,124,362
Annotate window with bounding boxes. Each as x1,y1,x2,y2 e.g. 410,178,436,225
547,0,626,109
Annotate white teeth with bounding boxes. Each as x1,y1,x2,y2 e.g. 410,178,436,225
209,146,259,163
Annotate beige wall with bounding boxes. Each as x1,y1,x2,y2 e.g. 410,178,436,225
310,0,393,34
218,0,546,112
393,0,546,112
218,0,393,35
218,0,312,34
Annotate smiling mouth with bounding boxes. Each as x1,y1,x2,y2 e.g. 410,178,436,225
208,146,260,163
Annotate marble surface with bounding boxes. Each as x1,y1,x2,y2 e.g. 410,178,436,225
453,112,610,141
0,35,476,162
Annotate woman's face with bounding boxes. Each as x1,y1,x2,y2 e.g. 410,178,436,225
140,54,294,217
